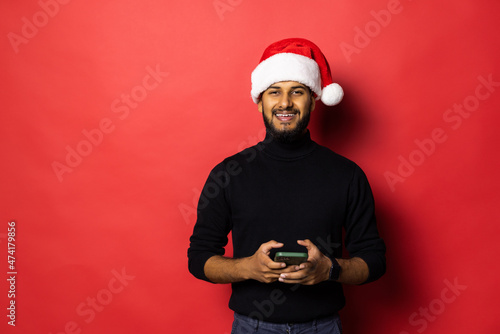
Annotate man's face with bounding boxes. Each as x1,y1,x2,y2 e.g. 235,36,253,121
258,81,315,143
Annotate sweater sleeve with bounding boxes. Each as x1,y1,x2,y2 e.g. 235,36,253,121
344,165,386,284
187,162,232,283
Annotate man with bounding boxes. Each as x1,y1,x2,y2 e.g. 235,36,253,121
188,38,386,333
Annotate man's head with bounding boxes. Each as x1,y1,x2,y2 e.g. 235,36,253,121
251,38,344,141
258,81,315,143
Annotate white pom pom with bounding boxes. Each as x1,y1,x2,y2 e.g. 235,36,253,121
321,83,344,106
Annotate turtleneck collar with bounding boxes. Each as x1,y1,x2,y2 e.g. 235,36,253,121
257,130,317,160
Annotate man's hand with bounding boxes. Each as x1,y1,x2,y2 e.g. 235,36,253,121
244,240,298,283
205,239,370,285
277,239,332,285
204,240,296,284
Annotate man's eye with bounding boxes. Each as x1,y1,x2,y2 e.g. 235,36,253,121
292,90,304,95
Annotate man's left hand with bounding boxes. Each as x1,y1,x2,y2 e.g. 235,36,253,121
277,239,332,285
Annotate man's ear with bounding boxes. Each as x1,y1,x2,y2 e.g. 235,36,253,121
257,100,263,113
310,95,316,112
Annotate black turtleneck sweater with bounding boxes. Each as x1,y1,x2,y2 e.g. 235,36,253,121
188,131,386,323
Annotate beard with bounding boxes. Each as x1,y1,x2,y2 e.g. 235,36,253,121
262,106,311,144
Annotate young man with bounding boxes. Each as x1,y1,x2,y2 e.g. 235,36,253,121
188,38,386,334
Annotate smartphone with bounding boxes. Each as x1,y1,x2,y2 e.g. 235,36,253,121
274,252,308,266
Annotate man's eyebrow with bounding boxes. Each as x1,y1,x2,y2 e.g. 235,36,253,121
267,85,307,90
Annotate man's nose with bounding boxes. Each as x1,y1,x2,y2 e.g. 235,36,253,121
279,94,293,108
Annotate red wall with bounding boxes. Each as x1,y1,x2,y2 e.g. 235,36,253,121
1,1,499,333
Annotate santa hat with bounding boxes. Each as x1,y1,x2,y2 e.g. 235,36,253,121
251,38,343,106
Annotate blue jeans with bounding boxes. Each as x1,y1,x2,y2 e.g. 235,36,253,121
231,312,342,334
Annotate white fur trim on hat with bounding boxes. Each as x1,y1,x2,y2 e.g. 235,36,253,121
251,53,322,103
321,83,344,106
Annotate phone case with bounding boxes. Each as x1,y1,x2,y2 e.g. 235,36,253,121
274,252,308,265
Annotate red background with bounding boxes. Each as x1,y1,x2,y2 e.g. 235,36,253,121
1,1,499,333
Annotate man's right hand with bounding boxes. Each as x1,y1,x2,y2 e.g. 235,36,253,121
243,240,294,283
204,240,298,284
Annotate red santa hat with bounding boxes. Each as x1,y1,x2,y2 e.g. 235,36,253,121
251,38,343,106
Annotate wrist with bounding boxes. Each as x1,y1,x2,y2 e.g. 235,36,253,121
323,256,333,282
327,257,342,281
237,256,253,281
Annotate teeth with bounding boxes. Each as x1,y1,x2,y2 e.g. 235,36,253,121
276,114,295,117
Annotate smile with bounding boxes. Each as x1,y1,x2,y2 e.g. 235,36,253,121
275,113,297,122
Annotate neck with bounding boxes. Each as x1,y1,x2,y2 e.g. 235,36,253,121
258,129,316,160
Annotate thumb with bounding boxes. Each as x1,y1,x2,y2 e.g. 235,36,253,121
297,239,314,250
261,240,284,253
